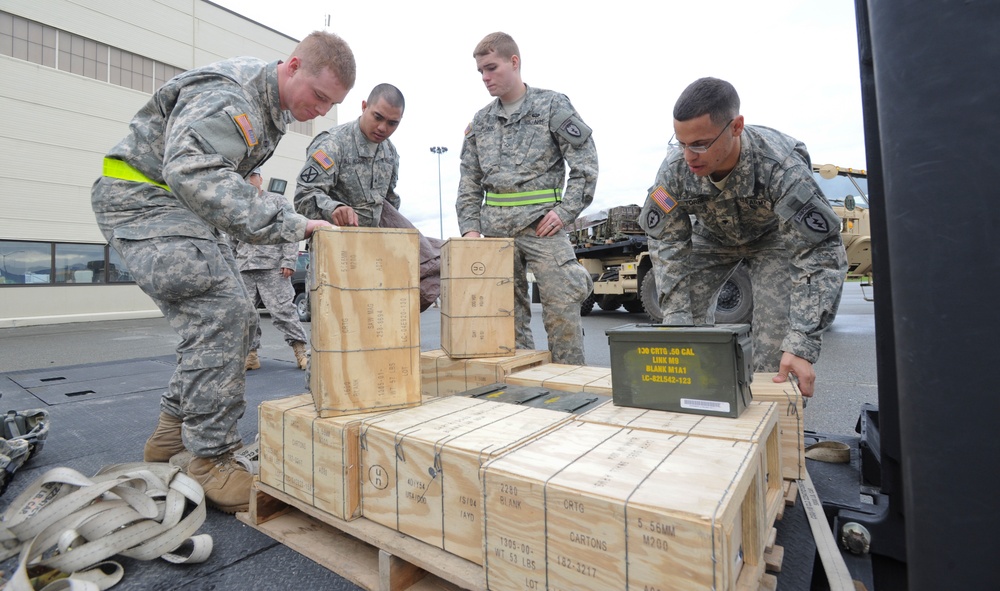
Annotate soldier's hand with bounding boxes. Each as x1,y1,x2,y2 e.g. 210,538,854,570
536,211,563,237
463,231,482,238
331,205,359,227
280,267,294,278
773,351,816,397
304,219,334,238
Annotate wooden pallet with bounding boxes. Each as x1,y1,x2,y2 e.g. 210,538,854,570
239,480,785,591
237,481,485,591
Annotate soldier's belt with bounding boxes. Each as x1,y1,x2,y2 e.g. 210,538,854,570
484,188,562,206
102,158,171,192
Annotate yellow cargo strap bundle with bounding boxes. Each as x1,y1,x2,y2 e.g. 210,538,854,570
484,188,561,206
102,158,171,192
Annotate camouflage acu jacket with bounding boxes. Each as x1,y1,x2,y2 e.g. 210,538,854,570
294,118,401,228
92,57,307,246
457,85,598,237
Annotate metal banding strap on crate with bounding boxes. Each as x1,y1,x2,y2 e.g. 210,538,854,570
484,188,562,206
102,158,171,192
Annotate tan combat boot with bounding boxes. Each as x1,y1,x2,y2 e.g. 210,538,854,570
143,413,185,462
291,341,308,370
245,350,261,371
187,453,254,513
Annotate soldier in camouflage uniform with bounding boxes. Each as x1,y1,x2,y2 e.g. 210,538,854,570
237,169,310,372
456,32,597,365
639,77,847,397
91,32,356,512
294,84,405,228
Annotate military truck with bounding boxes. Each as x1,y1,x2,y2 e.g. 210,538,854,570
571,164,871,322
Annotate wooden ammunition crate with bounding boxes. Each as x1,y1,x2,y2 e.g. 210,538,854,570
309,227,421,417
574,400,783,529
440,237,515,358
259,394,395,520
420,349,550,397
505,363,613,395
360,397,570,564
481,421,767,591
751,373,806,480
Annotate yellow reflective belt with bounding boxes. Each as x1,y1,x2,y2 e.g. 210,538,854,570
484,188,562,206
102,158,171,192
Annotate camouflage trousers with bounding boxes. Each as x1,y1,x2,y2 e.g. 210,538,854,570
652,233,792,372
110,235,251,458
511,227,593,365
240,269,308,350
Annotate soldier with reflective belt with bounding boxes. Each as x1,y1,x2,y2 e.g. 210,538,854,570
91,32,356,512
457,32,598,365
639,77,847,397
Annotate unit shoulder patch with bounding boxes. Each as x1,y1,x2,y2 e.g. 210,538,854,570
299,165,320,184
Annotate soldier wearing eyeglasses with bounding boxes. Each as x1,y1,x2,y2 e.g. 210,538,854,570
638,77,847,397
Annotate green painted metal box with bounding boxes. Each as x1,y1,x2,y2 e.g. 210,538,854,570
605,324,753,418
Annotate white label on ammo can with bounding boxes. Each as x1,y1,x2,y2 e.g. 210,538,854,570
680,398,731,413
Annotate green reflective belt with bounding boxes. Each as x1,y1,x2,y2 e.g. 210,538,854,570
102,158,171,192
484,188,562,206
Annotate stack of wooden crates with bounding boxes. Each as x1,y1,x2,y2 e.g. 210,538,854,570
421,238,551,397
256,229,801,591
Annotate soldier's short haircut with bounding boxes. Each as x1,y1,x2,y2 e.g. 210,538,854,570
473,32,520,61
673,77,740,127
292,31,357,91
367,83,405,112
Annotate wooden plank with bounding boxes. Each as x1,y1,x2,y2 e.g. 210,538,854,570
379,549,426,591
764,544,784,573
239,481,487,591
758,573,779,591
799,468,856,591
785,480,800,506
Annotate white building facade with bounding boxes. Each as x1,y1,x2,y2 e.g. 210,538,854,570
0,0,338,327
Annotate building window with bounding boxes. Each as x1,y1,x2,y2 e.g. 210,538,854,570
2,11,179,93
0,241,134,286
0,242,52,285
54,243,106,284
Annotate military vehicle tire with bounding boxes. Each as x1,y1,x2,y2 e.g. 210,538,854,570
640,273,663,322
715,265,753,325
597,295,622,311
294,291,311,323
581,292,595,316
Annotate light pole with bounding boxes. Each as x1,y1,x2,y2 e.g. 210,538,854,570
430,146,448,239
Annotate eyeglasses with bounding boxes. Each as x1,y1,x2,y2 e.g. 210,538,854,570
668,118,734,154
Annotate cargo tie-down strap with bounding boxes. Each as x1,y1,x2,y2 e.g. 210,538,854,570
102,158,171,192
0,462,213,590
484,188,562,206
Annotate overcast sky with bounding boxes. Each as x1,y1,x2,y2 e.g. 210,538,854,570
213,0,866,240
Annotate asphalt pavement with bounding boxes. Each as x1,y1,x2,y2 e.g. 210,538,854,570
0,282,878,590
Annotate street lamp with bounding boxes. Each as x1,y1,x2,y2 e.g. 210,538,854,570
430,146,448,239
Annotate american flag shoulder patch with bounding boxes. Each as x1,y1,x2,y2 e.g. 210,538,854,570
311,150,334,170
650,185,677,213
233,114,258,147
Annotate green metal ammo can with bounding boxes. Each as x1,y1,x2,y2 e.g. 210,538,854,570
605,324,753,418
